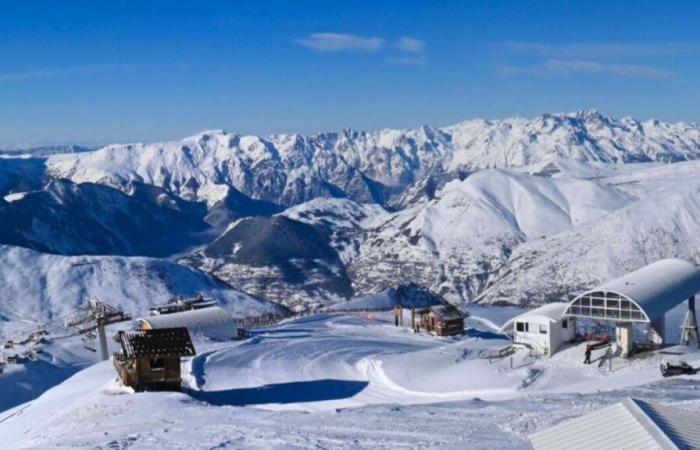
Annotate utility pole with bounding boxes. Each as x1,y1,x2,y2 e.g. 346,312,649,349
65,299,131,361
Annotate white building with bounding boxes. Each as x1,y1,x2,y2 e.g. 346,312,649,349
500,302,575,356
529,397,700,450
565,258,700,357
136,306,237,340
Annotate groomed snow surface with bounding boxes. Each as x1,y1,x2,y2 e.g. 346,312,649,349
2,310,700,449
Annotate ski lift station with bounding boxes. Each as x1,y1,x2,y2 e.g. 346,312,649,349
501,259,700,358
136,306,237,340
564,259,700,357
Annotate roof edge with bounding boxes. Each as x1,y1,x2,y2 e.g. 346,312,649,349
623,398,679,450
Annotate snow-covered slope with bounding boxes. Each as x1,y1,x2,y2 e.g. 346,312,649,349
46,110,700,207
348,169,633,301
0,244,280,338
475,161,700,305
181,159,700,307
2,312,699,449
281,197,390,261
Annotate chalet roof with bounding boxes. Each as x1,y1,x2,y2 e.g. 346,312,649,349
529,397,700,450
115,328,196,359
427,304,465,321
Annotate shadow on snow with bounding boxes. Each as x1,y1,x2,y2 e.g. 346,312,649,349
189,378,369,406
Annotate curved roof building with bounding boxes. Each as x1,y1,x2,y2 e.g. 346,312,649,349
564,259,700,323
137,306,237,340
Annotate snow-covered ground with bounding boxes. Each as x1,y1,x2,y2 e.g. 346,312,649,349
2,310,699,449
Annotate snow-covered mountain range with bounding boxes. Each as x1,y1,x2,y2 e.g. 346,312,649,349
46,109,700,207
3,109,700,312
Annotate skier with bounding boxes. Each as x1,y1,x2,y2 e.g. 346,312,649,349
584,346,592,364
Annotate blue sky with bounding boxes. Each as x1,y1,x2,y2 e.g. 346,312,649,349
1,0,700,144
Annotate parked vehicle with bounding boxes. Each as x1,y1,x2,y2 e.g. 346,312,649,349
660,360,696,377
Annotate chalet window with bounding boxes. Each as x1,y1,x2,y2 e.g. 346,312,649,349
149,358,165,371
539,324,547,334
562,318,568,329
516,322,529,332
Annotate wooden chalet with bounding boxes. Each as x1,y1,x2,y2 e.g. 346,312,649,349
113,327,196,392
418,304,466,336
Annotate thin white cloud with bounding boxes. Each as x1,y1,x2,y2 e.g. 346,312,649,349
386,55,426,66
395,37,425,53
0,63,143,82
546,59,673,79
498,59,674,80
496,42,700,58
496,64,546,78
295,33,384,52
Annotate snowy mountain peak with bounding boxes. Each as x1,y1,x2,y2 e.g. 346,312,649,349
566,108,603,119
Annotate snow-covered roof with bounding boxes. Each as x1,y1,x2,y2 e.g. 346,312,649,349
566,259,700,323
529,397,700,450
499,302,568,333
137,306,237,340
426,304,465,321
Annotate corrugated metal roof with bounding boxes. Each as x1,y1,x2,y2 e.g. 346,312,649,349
500,302,568,333
570,259,700,322
137,306,237,340
529,398,700,450
634,398,700,449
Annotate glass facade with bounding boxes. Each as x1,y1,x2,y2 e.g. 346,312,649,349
566,291,647,322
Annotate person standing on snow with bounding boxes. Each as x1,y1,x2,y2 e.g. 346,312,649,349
584,346,592,364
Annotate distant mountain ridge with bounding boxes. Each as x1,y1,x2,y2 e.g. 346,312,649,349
46,110,700,208
0,144,96,157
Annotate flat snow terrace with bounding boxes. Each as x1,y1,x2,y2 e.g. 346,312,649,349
2,312,700,449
